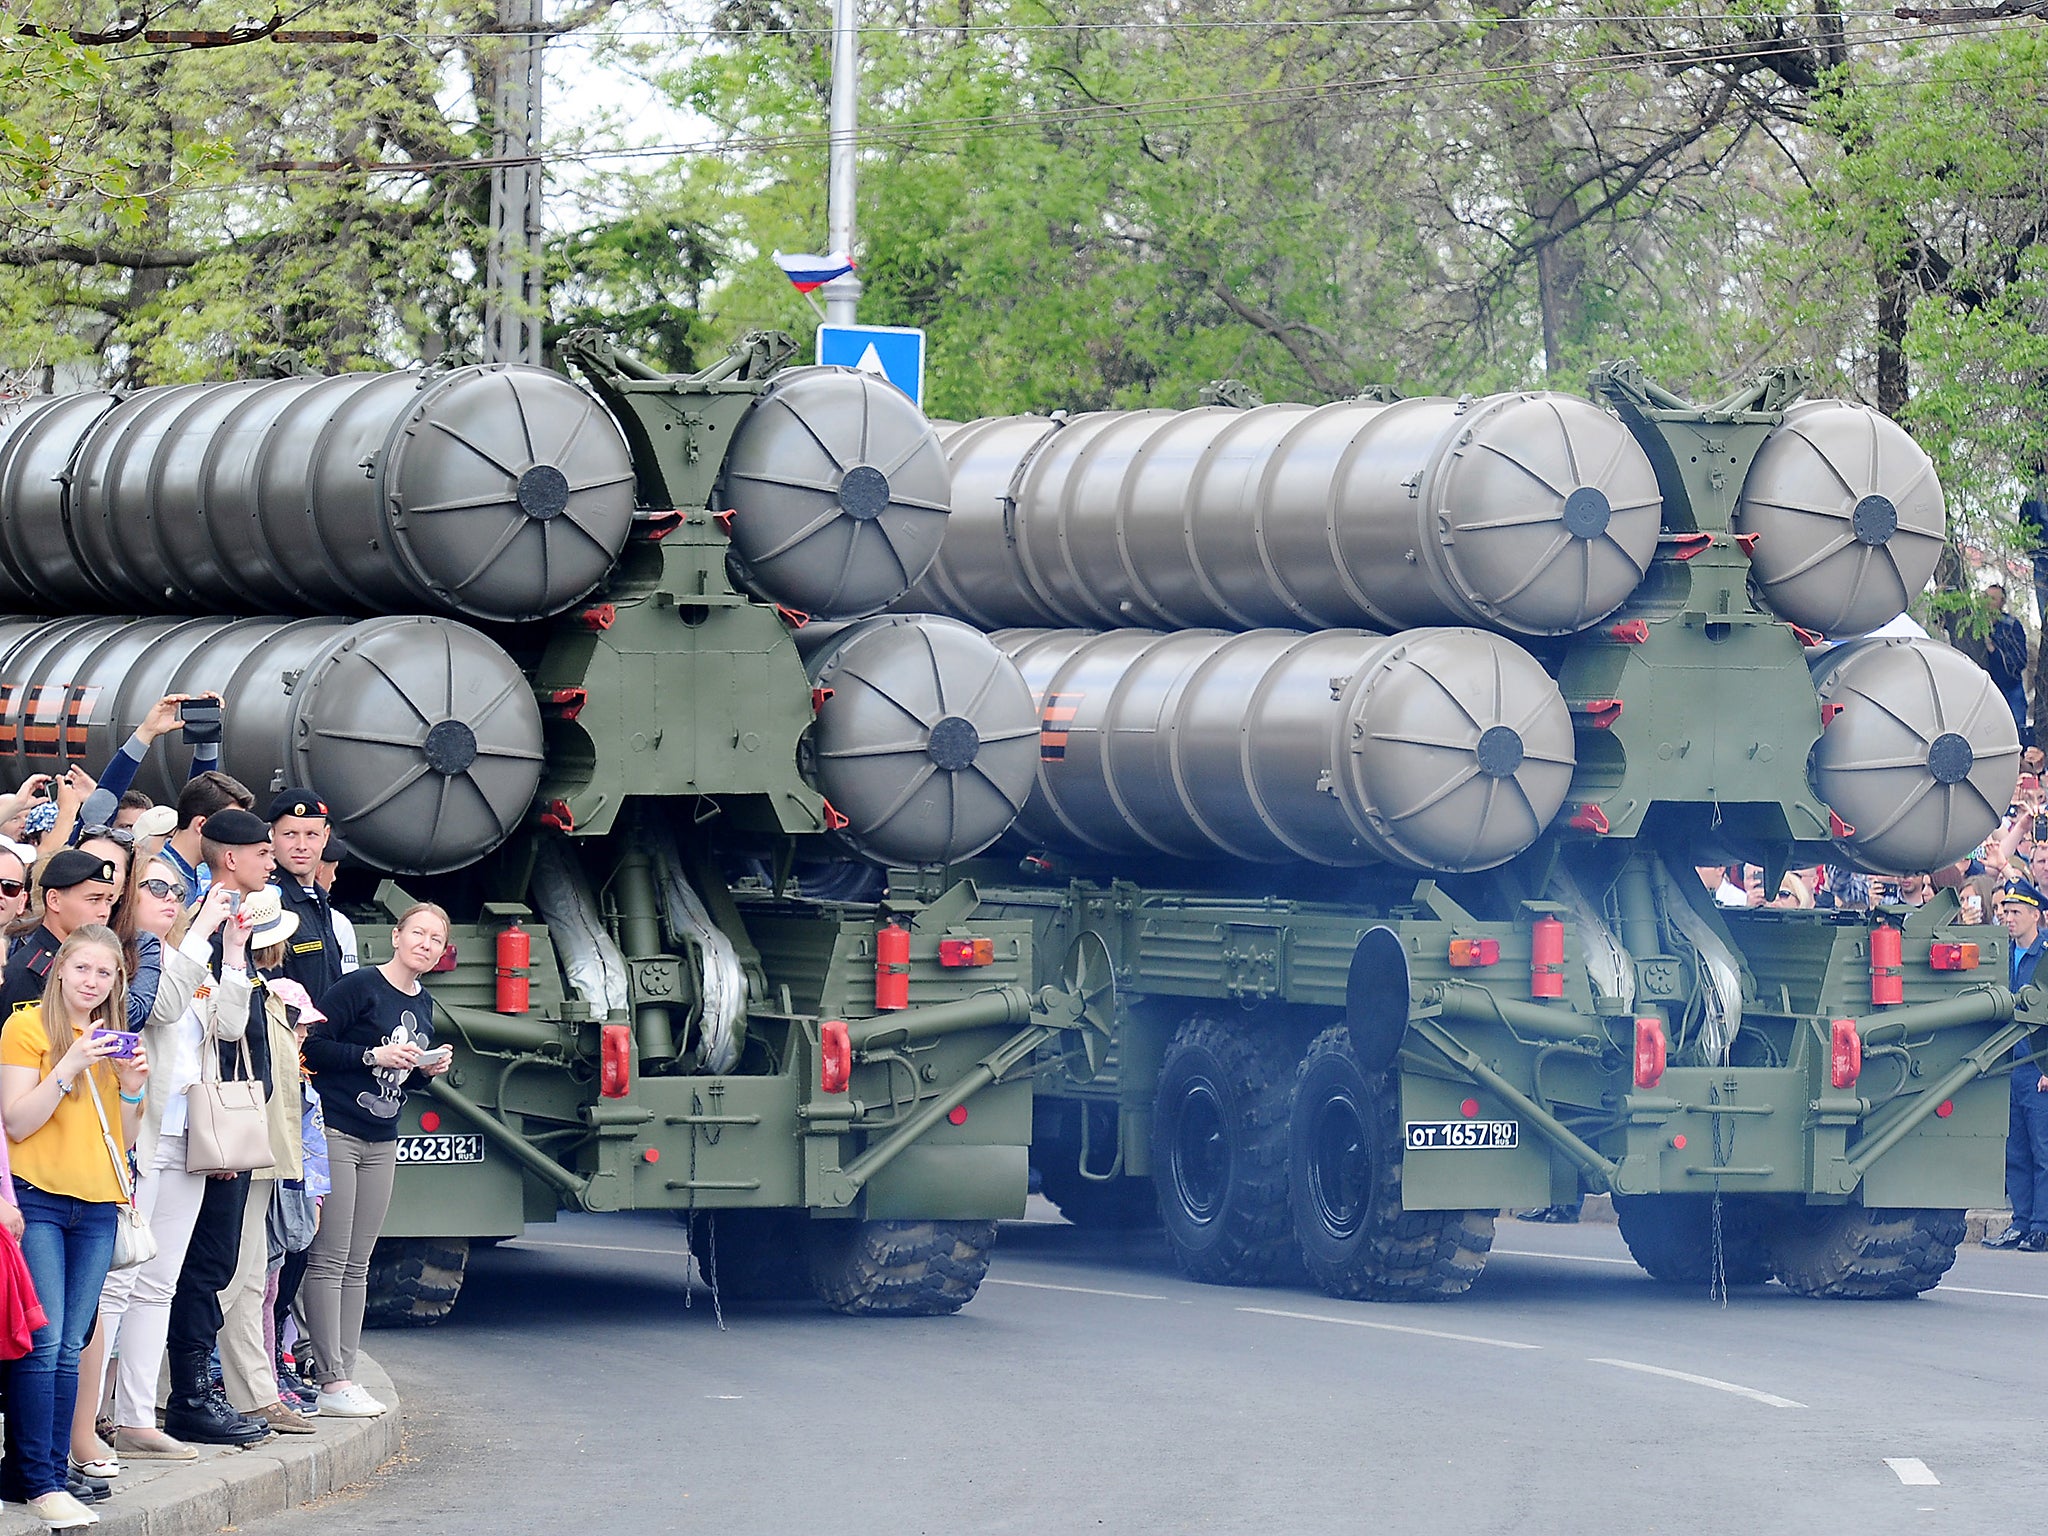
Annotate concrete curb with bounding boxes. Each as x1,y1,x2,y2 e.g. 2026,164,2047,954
0,1354,402,1535
1511,1195,2014,1244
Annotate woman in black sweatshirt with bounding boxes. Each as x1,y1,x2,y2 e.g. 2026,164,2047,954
298,902,452,1417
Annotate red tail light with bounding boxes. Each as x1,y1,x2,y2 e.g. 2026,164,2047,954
1869,924,1903,1006
1929,941,1979,971
1634,1017,1667,1088
820,1020,851,1094
1531,916,1565,999
938,936,995,968
600,1023,632,1098
1449,937,1500,968
1830,1018,1862,1089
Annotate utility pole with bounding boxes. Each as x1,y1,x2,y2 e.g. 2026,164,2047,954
821,0,861,325
483,0,546,365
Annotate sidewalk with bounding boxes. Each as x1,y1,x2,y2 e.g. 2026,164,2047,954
0,1356,401,1536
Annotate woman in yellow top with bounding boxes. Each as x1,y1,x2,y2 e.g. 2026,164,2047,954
0,923,150,1532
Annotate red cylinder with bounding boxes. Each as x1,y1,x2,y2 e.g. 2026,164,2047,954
875,921,911,1011
1869,923,1904,1006
495,920,531,1014
1530,914,1565,999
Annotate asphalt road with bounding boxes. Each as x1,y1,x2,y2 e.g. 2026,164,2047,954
243,1205,2048,1536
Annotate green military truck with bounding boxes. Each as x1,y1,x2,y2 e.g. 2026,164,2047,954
0,330,1098,1318
891,363,2036,1300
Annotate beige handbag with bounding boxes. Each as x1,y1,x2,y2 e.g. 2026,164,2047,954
84,1062,158,1272
185,1029,275,1177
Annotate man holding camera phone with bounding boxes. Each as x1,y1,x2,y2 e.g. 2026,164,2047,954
70,694,227,837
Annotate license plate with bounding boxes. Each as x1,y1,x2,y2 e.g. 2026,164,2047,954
397,1132,485,1164
1405,1119,1518,1151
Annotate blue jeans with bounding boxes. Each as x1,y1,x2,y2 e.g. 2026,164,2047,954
0,1182,117,1502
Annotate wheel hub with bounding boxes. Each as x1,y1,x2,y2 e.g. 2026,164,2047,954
1170,1078,1230,1226
1305,1092,1370,1243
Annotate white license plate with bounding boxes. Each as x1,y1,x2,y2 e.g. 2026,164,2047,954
1405,1119,1518,1151
397,1133,485,1164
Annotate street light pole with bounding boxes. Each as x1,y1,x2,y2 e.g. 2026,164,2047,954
822,0,862,325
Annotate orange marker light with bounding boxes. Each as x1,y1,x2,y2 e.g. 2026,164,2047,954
1449,937,1500,968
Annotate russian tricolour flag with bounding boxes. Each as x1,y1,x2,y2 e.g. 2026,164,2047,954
773,250,856,293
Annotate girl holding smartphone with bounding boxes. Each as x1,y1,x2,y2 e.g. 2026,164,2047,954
0,926,150,1531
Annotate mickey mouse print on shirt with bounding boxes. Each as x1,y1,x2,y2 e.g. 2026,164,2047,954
358,1005,430,1121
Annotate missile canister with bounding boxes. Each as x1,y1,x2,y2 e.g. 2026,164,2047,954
1734,400,1946,637
900,392,1663,638
1808,636,2018,873
802,614,1039,866
0,366,637,623
0,613,543,876
719,367,953,620
993,626,1576,871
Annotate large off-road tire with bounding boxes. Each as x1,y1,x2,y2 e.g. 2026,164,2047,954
1288,1026,1494,1301
691,1210,816,1302
1038,1161,1160,1230
806,1218,998,1316
1764,1206,1965,1299
1613,1194,1773,1287
365,1237,470,1327
1151,1016,1298,1286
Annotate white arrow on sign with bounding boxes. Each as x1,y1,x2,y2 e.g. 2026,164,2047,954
854,343,889,377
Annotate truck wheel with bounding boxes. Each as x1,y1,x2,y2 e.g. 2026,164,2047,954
1038,1162,1160,1229
365,1237,470,1327
1151,1016,1297,1285
1613,1195,1773,1287
806,1218,998,1315
692,1210,816,1302
1765,1206,1964,1299
1288,1026,1494,1301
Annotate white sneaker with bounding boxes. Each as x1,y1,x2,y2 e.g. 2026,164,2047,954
26,1489,100,1528
315,1383,387,1417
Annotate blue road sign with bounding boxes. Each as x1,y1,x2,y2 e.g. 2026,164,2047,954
817,324,927,407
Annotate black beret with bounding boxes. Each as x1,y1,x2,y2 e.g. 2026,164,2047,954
42,849,118,890
267,788,329,824
202,807,272,847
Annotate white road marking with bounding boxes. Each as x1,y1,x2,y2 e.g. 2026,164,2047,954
707,1395,743,1401
1240,1306,1540,1351
1940,1284,2048,1301
983,1277,1179,1302
512,1238,691,1259
1492,1248,1638,1267
1589,1357,1804,1408
1884,1458,1939,1486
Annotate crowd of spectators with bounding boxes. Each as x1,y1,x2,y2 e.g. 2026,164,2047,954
0,698,452,1531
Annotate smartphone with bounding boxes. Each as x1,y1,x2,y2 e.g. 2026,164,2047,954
415,1044,453,1067
90,1028,141,1058
178,697,224,746
227,891,242,916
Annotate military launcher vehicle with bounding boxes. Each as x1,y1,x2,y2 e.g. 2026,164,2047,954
891,364,2037,1301
0,330,1104,1319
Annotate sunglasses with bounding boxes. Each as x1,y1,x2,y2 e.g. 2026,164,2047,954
79,824,137,847
0,878,24,899
139,877,187,902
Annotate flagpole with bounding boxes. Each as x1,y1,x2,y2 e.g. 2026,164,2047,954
822,0,861,326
